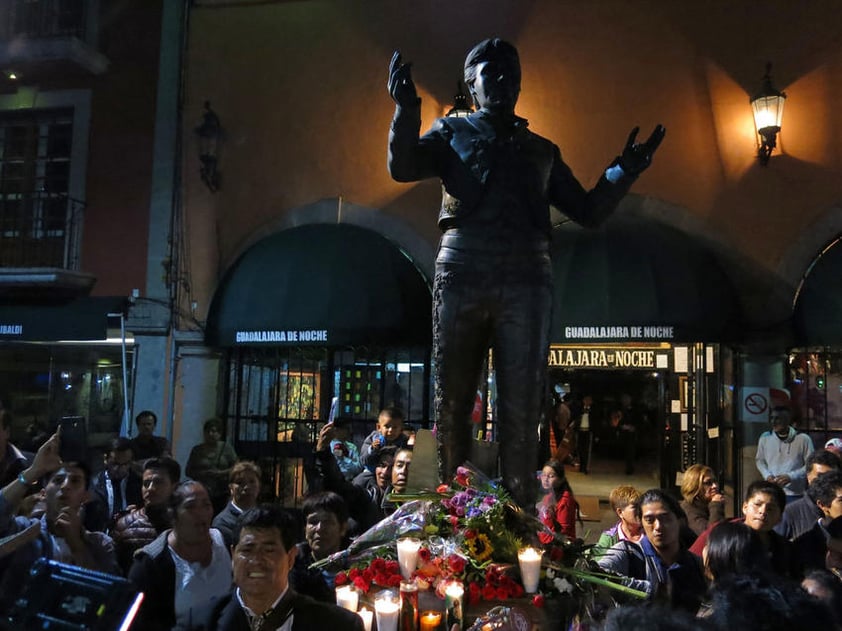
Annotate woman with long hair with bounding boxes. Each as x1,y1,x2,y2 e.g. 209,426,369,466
680,464,725,535
537,458,577,543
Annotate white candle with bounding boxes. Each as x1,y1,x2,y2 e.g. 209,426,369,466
444,581,464,631
396,537,422,580
374,593,400,631
518,546,543,593
335,584,359,612
358,607,373,631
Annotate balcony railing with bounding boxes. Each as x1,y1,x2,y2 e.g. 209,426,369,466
0,191,85,270
0,0,89,41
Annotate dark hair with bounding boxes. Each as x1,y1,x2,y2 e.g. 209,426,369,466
170,479,207,512
807,449,842,476
203,417,223,434
237,504,298,552
0,408,10,431
705,521,770,582
379,407,405,422
135,410,157,426
636,488,685,520
745,479,787,512
542,459,572,497
708,573,835,631
143,456,181,484
806,470,842,508
301,491,349,525
602,604,710,631
375,445,397,466
463,38,521,86
109,436,133,454
803,569,842,620
52,460,92,489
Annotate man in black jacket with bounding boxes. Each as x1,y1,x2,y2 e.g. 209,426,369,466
387,38,664,508
202,504,363,631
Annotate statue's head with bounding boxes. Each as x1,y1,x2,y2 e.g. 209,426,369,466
464,38,521,113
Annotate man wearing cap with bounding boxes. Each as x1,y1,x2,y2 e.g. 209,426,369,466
387,38,665,508
825,438,842,457
756,406,815,504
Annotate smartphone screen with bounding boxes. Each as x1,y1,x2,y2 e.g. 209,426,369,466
58,416,87,463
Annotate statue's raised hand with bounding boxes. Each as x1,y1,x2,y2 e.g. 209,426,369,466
618,125,666,175
388,51,419,107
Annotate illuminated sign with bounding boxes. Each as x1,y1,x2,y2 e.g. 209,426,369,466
235,329,328,343
0,324,23,336
563,326,674,340
548,345,670,370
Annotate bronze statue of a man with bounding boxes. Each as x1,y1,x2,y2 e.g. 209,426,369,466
387,38,664,508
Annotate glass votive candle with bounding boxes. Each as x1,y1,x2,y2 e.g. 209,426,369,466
358,606,373,631
420,609,443,631
335,584,359,611
444,581,464,631
374,590,400,631
518,546,543,593
396,536,422,579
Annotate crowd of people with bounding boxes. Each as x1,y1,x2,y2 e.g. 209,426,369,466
2,400,842,629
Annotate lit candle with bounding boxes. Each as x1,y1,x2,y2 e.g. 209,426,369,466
396,537,422,580
444,581,464,631
358,607,373,631
374,591,400,631
517,546,543,593
335,584,359,612
420,610,442,631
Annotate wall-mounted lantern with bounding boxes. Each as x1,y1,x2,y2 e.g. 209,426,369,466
195,101,221,192
750,63,786,166
445,81,473,118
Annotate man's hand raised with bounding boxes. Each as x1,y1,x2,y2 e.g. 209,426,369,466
388,51,420,108
618,125,666,175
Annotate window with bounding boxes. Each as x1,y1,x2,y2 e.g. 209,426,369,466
0,109,79,267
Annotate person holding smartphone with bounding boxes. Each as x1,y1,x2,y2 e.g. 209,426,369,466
0,432,120,610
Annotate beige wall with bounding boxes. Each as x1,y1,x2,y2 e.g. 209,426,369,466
181,0,842,331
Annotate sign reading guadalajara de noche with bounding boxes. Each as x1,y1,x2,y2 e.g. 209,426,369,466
563,325,675,340
235,329,328,344
548,346,664,369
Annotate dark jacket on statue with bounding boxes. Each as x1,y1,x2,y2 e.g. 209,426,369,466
199,589,364,631
388,105,636,237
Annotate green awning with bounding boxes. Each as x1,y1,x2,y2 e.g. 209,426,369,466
206,224,432,347
793,236,842,345
550,216,742,343
0,296,127,341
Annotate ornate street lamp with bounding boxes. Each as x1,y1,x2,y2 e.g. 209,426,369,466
750,63,786,166
195,101,221,192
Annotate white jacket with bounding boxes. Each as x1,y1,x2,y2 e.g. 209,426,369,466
755,426,814,496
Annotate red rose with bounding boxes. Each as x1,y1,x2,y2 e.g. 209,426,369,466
348,568,360,579
387,574,402,587
496,587,509,600
437,484,450,493
482,585,497,601
449,515,460,528
512,583,525,598
447,554,466,574
532,594,545,608
371,558,386,571
550,547,564,562
353,576,369,592
334,572,348,586
385,560,400,573
362,567,374,582
418,548,431,563
464,528,477,539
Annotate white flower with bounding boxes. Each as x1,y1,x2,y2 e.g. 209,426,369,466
546,568,555,579
553,577,574,594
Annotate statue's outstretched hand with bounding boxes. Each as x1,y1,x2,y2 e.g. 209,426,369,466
618,125,666,175
388,51,419,108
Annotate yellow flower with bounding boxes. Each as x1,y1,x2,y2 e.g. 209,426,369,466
465,533,494,563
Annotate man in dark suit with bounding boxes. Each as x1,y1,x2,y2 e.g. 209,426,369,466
84,437,142,533
201,504,363,631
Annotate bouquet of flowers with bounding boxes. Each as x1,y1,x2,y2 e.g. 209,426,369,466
313,463,645,627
